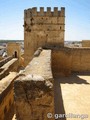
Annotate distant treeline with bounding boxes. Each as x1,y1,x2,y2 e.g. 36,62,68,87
0,40,24,43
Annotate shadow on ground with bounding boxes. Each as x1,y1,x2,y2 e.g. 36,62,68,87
54,73,90,120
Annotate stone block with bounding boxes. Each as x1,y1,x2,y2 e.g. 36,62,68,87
14,50,54,120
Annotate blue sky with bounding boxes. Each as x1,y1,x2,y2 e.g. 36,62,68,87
0,0,90,41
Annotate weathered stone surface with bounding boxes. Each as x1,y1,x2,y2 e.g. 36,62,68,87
52,47,90,77
34,47,42,57
7,43,21,59
15,77,53,120
0,56,13,67
14,50,54,120
24,7,65,66
0,58,18,80
0,72,17,120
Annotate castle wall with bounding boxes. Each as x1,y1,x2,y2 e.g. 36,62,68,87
52,47,90,76
7,43,21,59
0,72,17,120
82,40,90,47
14,48,90,119
14,50,54,120
52,48,72,77
0,58,18,80
71,48,90,72
0,56,13,67
24,7,65,65
7,43,22,68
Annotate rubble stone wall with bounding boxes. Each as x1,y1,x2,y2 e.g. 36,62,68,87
0,73,17,120
14,50,54,120
0,56,13,67
0,58,18,80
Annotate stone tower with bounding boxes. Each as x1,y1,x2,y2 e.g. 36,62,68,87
24,7,65,65
7,43,21,59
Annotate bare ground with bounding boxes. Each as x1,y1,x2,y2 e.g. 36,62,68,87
54,73,90,120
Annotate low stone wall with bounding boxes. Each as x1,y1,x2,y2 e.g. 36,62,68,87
52,47,90,76
0,56,13,67
0,58,18,80
14,50,54,120
0,72,17,120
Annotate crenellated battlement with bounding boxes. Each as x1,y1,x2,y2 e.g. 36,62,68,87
24,7,65,18
24,7,65,65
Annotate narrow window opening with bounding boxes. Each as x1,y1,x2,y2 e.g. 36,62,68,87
14,51,17,58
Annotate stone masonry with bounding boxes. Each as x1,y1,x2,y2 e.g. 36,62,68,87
24,7,65,65
14,50,54,120
13,6,90,120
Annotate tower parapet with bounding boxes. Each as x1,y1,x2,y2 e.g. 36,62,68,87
24,7,65,18
24,7,65,65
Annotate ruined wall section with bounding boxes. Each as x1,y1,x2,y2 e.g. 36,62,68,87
14,50,54,120
0,56,13,67
0,58,18,80
24,7,65,65
0,72,17,120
